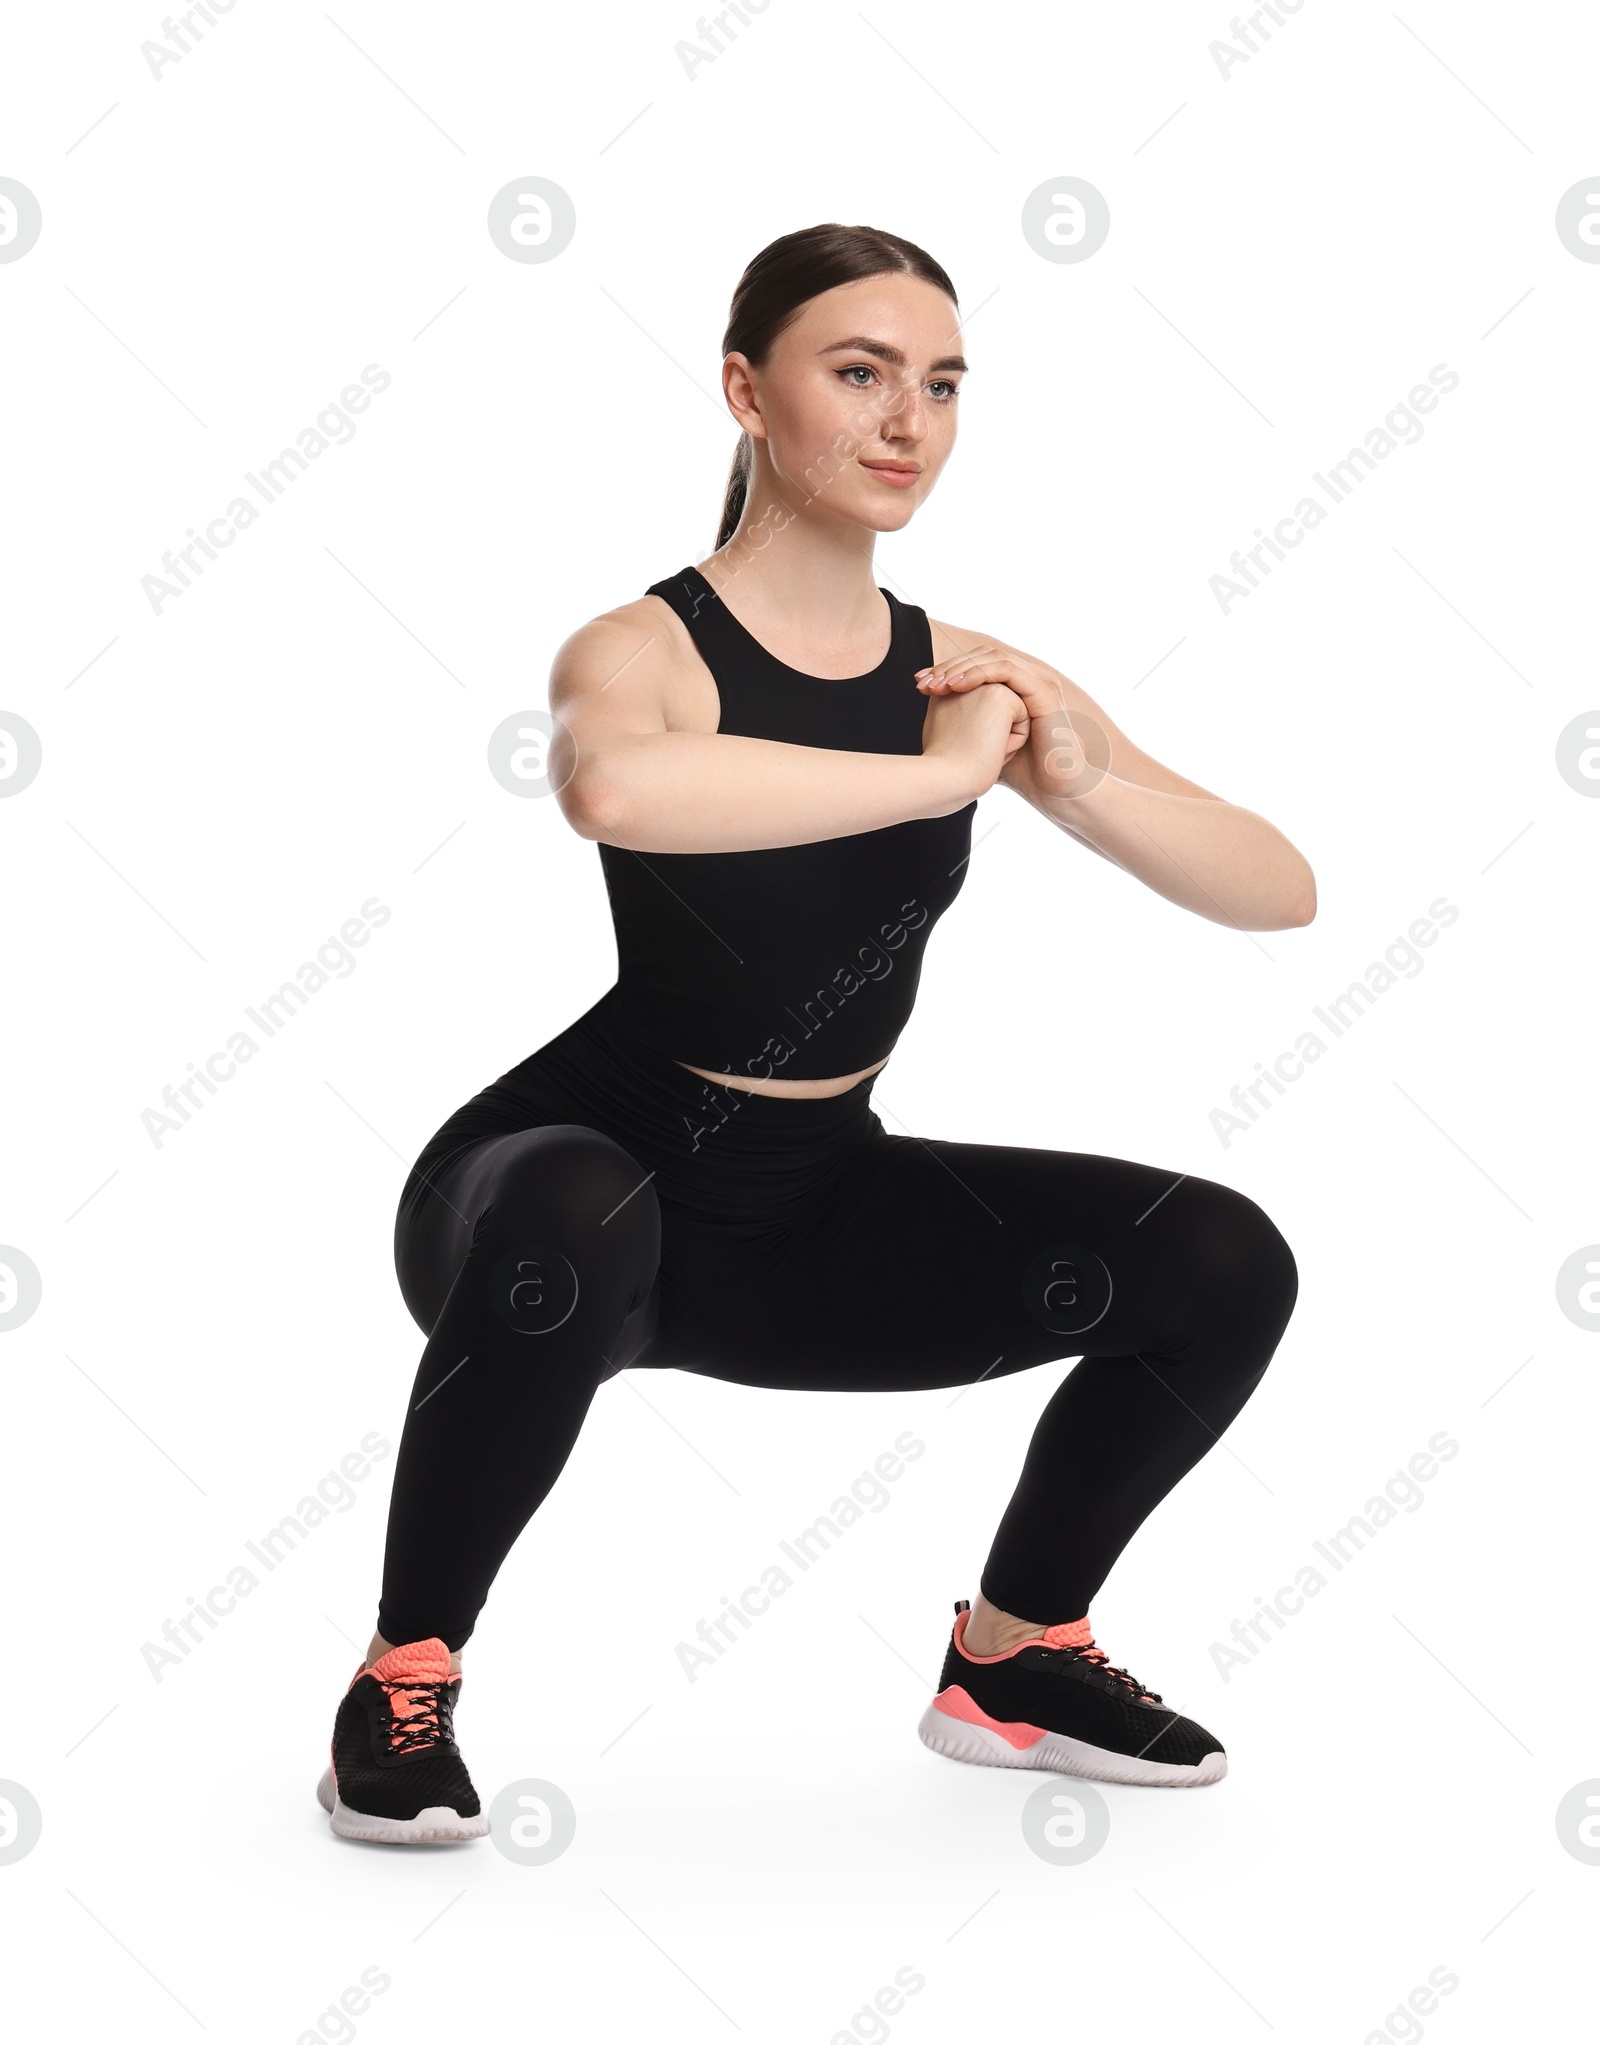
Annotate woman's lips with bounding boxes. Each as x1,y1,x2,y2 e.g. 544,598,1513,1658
860,461,921,489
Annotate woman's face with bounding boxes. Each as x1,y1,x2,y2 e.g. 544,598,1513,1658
727,272,966,533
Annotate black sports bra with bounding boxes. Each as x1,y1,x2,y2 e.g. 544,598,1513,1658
592,563,977,1082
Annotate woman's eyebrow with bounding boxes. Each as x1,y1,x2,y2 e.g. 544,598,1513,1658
819,335,968,374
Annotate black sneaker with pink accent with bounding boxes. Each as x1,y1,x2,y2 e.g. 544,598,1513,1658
917,1599,1227,1787
317,1637,488,1842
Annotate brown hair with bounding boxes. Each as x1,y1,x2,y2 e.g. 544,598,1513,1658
715,223,959,550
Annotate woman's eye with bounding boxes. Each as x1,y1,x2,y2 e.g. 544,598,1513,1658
836,366,962,401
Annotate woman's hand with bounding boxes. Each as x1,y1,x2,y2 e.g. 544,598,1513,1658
915,645,1066,727
920,678,1031,798
917,644,1092,802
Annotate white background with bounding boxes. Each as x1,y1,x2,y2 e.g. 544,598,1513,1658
3,0,1596,2037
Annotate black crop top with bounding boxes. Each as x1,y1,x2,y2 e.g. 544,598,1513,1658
592,563,978,1082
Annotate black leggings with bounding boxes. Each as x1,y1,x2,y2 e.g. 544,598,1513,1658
377,994,1299,1652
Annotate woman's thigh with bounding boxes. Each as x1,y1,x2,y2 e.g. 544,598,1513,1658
658,1124,1296,1393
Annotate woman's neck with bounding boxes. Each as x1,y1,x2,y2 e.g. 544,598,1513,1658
700,525,884,646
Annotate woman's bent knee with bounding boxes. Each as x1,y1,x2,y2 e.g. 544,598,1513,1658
454,1125,661,1338
1176,1179,1299,1344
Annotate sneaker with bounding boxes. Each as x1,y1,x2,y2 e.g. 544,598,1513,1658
917,1600,1227,1787
316,1637,488,1842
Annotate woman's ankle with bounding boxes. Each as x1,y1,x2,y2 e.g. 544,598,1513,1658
962,1593,1053,1656
366,1627,463,1676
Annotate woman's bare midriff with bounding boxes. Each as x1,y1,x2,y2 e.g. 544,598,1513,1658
673,1055,889,1098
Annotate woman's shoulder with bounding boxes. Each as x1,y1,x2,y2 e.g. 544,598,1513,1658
924,610,1013,664
550,587,684,680
547,585,712,731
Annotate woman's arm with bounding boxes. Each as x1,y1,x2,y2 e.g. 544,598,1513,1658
548,606,1022,855
920,619,1317,932
1007,755,1317,931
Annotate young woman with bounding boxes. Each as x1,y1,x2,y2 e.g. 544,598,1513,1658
317,223,1311,1844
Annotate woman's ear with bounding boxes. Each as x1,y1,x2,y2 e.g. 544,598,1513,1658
722,353,766,441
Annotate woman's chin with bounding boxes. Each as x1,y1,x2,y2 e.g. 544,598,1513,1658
846,492,923,536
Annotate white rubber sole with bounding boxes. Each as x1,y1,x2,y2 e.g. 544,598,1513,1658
917,1700,1227,1787
316,1765,489,1843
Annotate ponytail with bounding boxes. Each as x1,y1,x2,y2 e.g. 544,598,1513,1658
717,432,753,551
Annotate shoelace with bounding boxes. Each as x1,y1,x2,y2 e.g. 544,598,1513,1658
1066,1647,1162,1706
1039,1624,1161,1705
375,1677,453,1754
